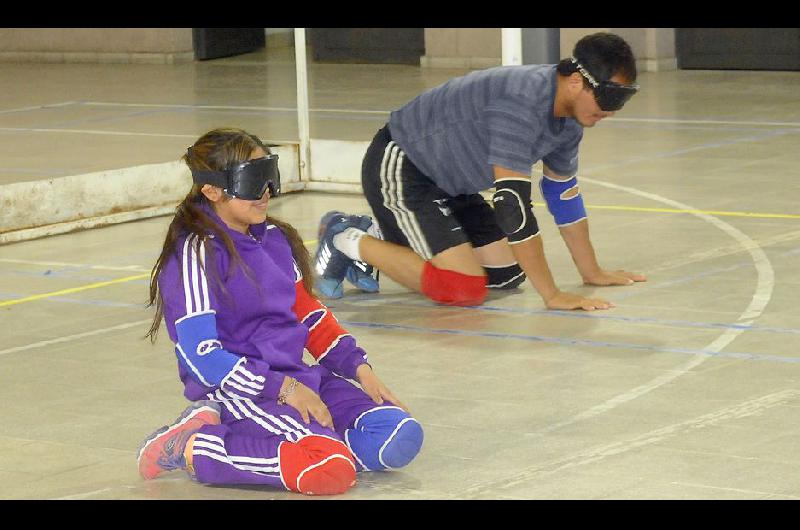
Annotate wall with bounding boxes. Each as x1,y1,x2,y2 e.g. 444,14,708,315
421,28,502,69
0,28,675,70
0,28,194,64
423,28,677,72
265,28,294,47
560,28,677,72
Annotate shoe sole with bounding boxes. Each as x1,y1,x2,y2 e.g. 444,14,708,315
137,405,221,480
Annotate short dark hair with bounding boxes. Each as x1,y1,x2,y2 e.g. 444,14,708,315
556,32,637,84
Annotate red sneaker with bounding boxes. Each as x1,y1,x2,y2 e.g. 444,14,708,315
137,401,221,480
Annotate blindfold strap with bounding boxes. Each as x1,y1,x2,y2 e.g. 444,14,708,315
190,169,229,189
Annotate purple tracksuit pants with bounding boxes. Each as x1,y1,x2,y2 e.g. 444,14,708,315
190,366,422,491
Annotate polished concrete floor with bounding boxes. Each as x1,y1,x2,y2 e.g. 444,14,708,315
1,45,800,500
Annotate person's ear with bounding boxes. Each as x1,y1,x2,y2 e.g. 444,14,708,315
200,184,223,203
567,72,585,96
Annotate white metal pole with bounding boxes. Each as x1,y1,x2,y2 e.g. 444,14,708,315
294,28,311,182
501,28,523,66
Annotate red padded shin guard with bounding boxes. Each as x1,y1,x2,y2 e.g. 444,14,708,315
421,262,487,306
279,435,357,495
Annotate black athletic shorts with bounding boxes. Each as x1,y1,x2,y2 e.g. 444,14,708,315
361,125,505,260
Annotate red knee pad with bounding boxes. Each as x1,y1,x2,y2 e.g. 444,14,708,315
279,435,357,495
421,262,488,306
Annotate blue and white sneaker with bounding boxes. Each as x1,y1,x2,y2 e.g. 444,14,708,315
344,214,380,294
346,259,380,294
315,211,357,299
315,211,382,298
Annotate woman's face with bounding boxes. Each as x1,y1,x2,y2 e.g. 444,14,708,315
204,147,271,234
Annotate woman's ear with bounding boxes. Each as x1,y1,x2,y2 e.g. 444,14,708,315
200,184,223,203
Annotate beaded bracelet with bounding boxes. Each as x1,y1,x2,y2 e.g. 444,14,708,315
277,377,298,405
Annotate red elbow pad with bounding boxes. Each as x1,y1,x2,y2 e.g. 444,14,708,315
292,281,350,360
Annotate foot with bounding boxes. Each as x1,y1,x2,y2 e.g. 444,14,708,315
346,260,380,293
137,401,221,480
343,213,380,293
314,211,359,299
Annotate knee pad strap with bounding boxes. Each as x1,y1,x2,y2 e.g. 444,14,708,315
485,263,526,290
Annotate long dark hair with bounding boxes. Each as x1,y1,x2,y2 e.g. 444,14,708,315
146,127,315,342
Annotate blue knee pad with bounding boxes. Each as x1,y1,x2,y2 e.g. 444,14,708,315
539,175,587,226
345,407,423,471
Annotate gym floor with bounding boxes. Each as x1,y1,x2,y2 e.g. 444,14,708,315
1,46,800,500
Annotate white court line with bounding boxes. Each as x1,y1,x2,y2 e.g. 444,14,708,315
54,487,114,500
83,102,800,126
52,484,154,500
0,319,151,357
609,117,800,128
450,162,776,497
526,176,775,438
0,258,148,272
0,126,197,139
5,100,799,127
668,482,800,499
459,389,798,498
81,101,390,115
646,229,800,275
0,126,298,145
0,101,78,115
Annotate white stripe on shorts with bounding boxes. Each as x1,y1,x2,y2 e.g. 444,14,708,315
379,142,433,260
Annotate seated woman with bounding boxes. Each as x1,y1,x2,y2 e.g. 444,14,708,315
137,127,423,495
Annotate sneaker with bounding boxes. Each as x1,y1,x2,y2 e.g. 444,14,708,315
343,213,380,293
346,259,380,293
137,401,221,480
314,211,357,299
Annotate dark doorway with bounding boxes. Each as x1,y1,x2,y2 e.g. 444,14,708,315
192,29,266,61
309,28,425,64
676,28,800,71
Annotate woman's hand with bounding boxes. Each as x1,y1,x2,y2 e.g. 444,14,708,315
356,364,409,412
280,377,334,429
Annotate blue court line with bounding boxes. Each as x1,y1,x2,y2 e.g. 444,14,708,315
613,245,800,302
336,295,800,336
611,261,752,302
340,320,799,365
474,305,800,335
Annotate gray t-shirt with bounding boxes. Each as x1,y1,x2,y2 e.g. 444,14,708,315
388,64,583,196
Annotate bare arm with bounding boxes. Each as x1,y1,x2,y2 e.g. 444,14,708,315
543,164,646,286
494,165,611,310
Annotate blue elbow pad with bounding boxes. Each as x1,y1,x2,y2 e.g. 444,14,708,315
540,175,587,226
175,311,240,387
345,406,423,471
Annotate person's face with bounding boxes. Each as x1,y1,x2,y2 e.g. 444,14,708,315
569,72,630,127
202,147,270,233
